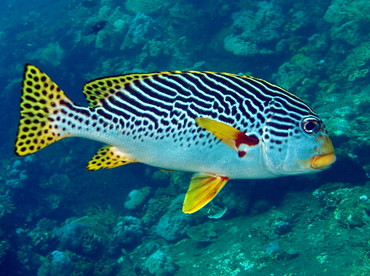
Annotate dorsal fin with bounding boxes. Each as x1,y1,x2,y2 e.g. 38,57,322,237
81,70,240,108
82,72,173,107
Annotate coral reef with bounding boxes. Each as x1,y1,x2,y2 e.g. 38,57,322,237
124,187,151,210
111,216,144,248
37,250,73,276
143,249,179,276
121,13,162,50
187,222,217,242
56,221,89,253
5,156,35,189
224,2,285,56
141,195,173,227
313,183,370,228
125,0,175,14
155,195,194,242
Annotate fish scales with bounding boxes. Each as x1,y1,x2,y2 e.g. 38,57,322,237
15,64,336,213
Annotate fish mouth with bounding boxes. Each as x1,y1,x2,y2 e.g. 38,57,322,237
310,135,336,170
310,152,336,170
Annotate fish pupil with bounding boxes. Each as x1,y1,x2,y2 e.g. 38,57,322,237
302,118,320,134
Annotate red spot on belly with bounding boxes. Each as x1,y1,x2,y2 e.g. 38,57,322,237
238,151,247,158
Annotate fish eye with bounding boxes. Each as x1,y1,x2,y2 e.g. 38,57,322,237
301,118,321,134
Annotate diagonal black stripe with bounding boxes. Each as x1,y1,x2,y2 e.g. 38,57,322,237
96,108,112,120
103,98,130,120
245,77,315,115
133,80,174,109
270,129,289,137
267,121,294,131
208,74,268,110
119,86,168,118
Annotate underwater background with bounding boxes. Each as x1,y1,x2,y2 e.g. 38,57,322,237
1,0,370,275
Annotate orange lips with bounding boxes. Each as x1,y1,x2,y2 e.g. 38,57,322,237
310,135,336,170
310,152,336,169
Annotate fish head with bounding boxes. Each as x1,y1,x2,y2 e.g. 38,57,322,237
262,114,335,176
297,118,336,171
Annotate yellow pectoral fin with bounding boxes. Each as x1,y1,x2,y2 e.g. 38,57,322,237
86,146,138,171
182,174,230,214
195,117,259,157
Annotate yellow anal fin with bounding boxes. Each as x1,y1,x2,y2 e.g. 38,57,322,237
182,174,230,214
195,117,259,158
86,146,139,171
15,64,74,156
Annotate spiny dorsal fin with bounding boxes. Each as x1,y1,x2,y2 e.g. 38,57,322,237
82,72,175,107
15,64,73,156
182,174,229,214
87,146,139,171
82,71,244,108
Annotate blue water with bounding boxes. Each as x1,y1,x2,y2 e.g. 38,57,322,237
1,0,369,275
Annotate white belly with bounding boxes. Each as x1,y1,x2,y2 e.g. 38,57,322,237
115,135,277,179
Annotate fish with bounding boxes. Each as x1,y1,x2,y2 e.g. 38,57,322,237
15,64,336,213
86,21,108,35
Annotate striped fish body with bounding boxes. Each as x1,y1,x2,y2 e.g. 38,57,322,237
15,64,335,213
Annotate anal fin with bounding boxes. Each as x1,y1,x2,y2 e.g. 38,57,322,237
182,174,230,214
87,146,138,171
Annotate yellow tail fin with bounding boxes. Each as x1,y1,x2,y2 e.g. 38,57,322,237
15,64,74,156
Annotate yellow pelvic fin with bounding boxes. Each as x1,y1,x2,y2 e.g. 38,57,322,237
86,146,139,171
195,117,259,157
15,64,74,156
182,174,230,214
